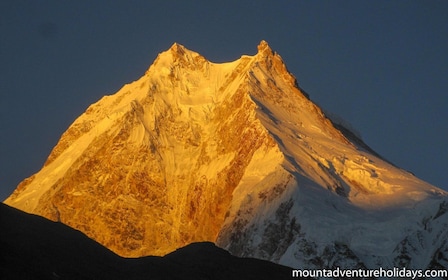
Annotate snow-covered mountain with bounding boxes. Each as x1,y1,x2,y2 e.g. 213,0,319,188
5,41,448,274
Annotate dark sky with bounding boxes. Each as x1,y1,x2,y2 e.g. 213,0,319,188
1,1,447,200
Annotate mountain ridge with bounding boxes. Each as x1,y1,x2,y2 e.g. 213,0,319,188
4,41,448,275
0,202,295,280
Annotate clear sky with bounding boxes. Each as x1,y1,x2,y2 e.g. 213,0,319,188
1,1,447,200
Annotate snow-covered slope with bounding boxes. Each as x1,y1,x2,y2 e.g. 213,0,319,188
5,41,448,273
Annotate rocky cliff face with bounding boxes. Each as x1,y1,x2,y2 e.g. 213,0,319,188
5,41,448,275
5,41,283,257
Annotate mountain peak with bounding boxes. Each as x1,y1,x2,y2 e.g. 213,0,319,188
257,40,274,57
5,42,448,273
149,42,207,73
169,42,188,55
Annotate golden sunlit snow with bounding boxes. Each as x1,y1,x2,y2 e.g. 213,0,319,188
5,42,446,267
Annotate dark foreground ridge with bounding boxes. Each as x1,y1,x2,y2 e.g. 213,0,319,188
0,203,298,280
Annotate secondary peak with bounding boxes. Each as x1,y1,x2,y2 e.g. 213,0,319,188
169,42,188,55
257,40,274,56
